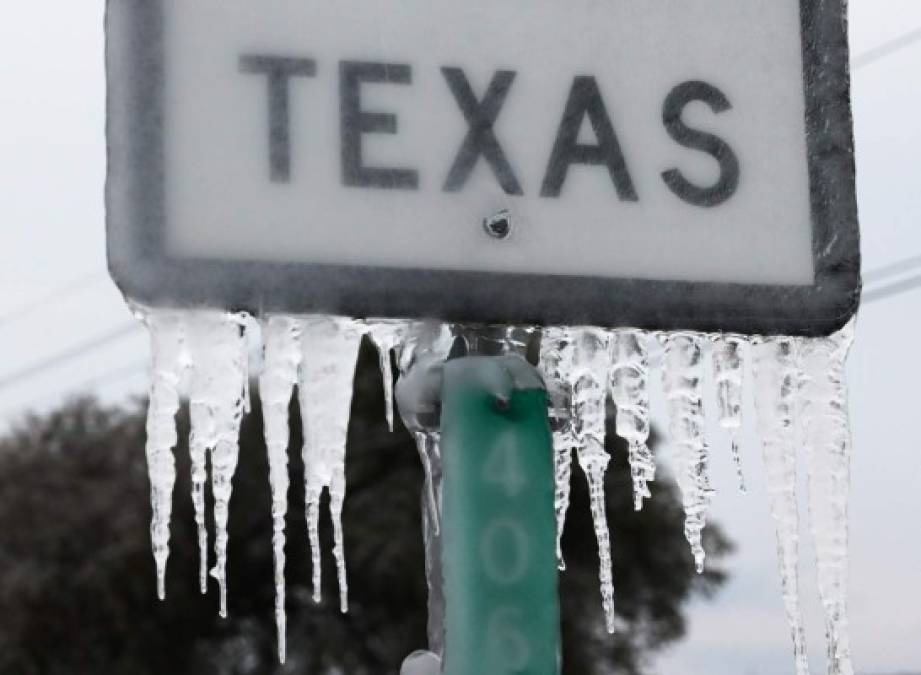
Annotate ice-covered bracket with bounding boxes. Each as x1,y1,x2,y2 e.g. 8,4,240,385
106,0,861,673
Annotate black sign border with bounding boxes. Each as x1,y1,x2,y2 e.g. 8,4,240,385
106,0,860,337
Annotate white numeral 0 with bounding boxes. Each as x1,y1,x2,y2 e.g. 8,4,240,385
480,517,530,585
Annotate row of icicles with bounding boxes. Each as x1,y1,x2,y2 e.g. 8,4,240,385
140,308,855,675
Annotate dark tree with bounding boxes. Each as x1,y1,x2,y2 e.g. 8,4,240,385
0,341,730,675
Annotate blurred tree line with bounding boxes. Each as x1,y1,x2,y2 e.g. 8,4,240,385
0,340,731,674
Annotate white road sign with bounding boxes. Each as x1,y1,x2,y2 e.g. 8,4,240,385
106,0,860,335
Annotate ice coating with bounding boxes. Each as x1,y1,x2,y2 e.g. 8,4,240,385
752,337,811,675
460,325,533,357
185,313,250,617
394,322,454,656
396,323,455,535
259,317,302,663
610,330,655,511
712,335,748,493
413,430,443,540
662,333,713,573
143,312,187,600
799,323,856,675
186,314,231,596
395,322,455,377
538,327,576,568
135,309,859,669
298,316,366,612
366,321,414,432
569,328,617,634
208,316,249,619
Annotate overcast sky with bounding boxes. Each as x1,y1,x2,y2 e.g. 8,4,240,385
1,3,919,674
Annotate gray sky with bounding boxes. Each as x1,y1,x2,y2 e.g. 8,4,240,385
0,2,919,674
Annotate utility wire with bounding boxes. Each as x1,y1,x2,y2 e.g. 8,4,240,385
0,321,142,392
853,27,921,71
848,26,921,302
863,273,921,305
862,254,921,284
861,253,921,305
0,272,107,329
0,361,148,426
70,360,148,391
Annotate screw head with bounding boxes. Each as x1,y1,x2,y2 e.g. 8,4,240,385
493,395,511,412
483,210,512,240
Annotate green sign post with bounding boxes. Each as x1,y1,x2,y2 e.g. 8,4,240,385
440,357,560,675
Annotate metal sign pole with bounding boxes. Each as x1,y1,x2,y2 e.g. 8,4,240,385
397,342,561,675
440,356,560,675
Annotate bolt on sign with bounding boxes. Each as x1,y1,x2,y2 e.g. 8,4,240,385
106,0,860,336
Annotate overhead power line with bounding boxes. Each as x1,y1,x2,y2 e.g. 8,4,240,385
862,253,921,305
0,361,148,426
0,272,107,330
0,321,142,392
848,26,921,303
69,360,148,391
862,254,921,284
863,273,921,305
853,27,921,70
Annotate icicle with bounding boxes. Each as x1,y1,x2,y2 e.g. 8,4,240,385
663,333,714,573
143,312,187,600
259,317,302,663
799,322,856,675
184,313,250,617
409,430,440,532
570,328,617,634
610,330,654,511
396,323,455,535
366,321,413,432
538,327,576,569
712,335,748,493
752,337,810,675
186,315,221,595
209,314,249,619
185,313,250,613
298,316,366,613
